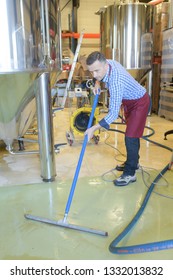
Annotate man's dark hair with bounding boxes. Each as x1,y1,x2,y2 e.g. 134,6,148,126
86,51,106,65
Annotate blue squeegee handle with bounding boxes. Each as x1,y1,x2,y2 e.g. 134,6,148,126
64,93,99,216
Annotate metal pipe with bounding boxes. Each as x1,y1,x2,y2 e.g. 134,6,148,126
45,0,51,57
6,144,39,155
57,0,62,69
7,150,39,155
17,137,38,143
40,0,46,54
169,0,173,28
36,72,56,182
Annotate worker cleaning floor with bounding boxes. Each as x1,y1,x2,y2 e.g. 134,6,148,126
0,108,173,260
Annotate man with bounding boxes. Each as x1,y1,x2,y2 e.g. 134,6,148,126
85,51,150,187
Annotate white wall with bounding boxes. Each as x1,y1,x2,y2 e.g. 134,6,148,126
60,0,114,55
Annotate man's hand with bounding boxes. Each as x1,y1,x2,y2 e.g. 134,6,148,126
85,123,101,142
93,80,101,95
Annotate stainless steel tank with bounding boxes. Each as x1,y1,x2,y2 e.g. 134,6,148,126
0,0,62,182
119,3,150,69
99,5,119,60
151,1,170,113
0,0,62,73
99,2,153,81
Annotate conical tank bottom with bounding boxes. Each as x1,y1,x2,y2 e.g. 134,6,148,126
0,73,38,145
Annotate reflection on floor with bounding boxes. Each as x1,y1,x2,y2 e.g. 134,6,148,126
0,109,173,260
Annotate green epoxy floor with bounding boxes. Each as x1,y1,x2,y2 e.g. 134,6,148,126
0,171,173,260
0,111,173,260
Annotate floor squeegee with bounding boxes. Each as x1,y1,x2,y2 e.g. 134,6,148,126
25,93,108,237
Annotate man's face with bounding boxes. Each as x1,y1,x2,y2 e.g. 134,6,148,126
87,60,108,81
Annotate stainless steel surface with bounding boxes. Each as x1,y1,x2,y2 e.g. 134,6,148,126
36,73,56,182
0,73,37,146
169,0,173,28
119,3,147,69
6,143,39,155
0,0,62,143
100,5,120,60
0,0,62,182
0,0,62,73
99,3,154,78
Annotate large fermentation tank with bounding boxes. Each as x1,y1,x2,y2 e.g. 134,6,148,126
99,2,153,81
158,27,173,120
151,1,170,113
0,0,62,73
158,0,173,120
0,0,62,182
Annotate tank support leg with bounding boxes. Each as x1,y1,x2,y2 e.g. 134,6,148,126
36,72,56,182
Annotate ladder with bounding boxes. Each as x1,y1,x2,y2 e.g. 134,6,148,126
60,31,84,108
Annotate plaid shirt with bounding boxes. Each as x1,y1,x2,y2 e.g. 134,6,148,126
99,60,146,129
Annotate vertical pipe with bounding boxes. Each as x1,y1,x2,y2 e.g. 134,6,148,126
40,0,46,53
19,0,26,67
169,0,173,28
45,0,51,56
57,0,62,69
36,72,56,182
71,7,78,53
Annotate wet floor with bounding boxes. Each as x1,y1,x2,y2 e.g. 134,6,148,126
0,109,173,260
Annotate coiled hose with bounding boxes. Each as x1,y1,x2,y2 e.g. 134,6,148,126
109,123,173,254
